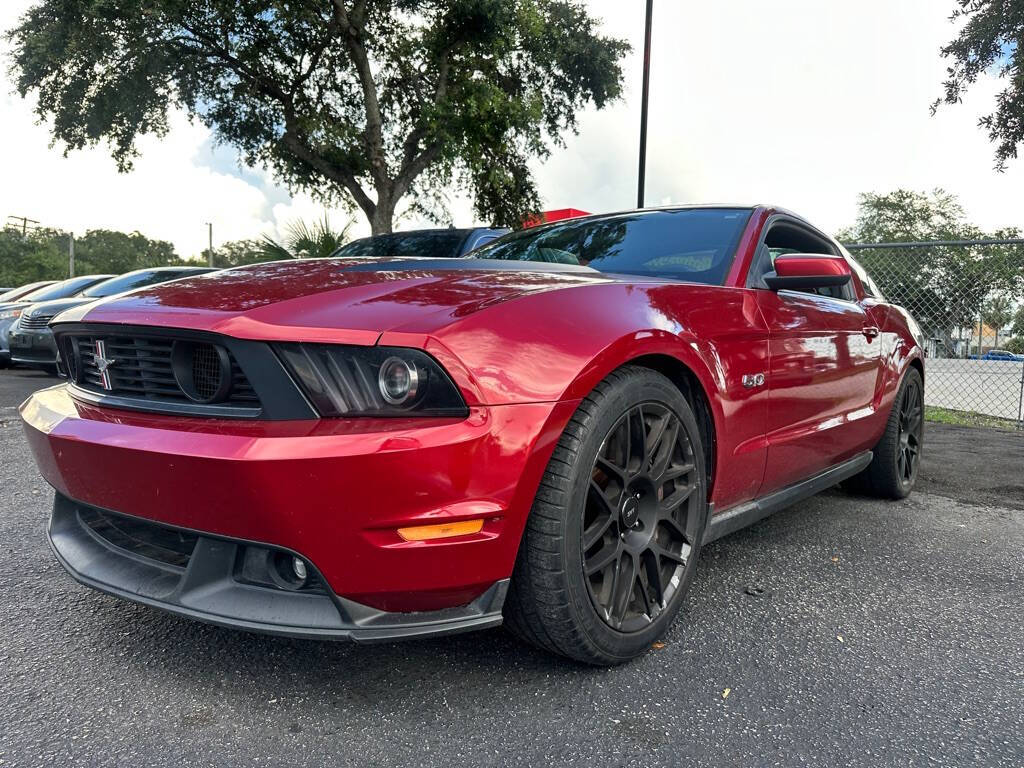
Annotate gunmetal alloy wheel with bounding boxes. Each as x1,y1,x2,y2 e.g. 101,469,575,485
583,403,701,632
897,374,923,486
503,366,708,664
845,366,924,500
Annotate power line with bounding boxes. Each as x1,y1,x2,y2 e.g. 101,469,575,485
6,215,41,238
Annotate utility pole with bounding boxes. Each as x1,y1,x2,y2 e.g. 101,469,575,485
637,0,654,208
206,222,214,267
69,232,75,278
6,215,40,237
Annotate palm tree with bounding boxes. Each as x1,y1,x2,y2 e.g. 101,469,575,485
260,214,354,260
982,294,1013,348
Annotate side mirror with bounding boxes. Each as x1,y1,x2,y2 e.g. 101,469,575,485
764,254,852,291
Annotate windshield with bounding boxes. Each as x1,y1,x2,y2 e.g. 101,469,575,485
333,230,468,260
20,275,106,302
472,208,751,284
82,269,202,298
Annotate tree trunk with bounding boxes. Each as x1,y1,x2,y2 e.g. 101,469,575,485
369,188,396,235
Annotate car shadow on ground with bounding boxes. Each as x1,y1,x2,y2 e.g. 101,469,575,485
64,489,902,697
64,421,1024,707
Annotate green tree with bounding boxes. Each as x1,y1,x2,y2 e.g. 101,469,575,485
259,215,354,260
72,229,181,274
0,227,66,286
838,189,1023,354
934,2,1024,169
982,294,1013,347
1011,304,1024,338
212,239,273,268
0,226,187,286
8,1,628,234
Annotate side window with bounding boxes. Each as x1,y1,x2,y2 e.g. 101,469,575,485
843,251,884,300
467,234,499,251
749,221,854,301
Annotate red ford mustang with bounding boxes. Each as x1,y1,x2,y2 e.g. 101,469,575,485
20,205,924,664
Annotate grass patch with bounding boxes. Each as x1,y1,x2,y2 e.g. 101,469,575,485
924,406,1020,431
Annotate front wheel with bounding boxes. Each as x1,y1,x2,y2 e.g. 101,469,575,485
504,366,708,665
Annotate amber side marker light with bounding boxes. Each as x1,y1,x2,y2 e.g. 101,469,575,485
397,519,485,542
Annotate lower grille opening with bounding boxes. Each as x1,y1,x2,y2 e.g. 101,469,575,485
74,504,325,594
78,507,198,569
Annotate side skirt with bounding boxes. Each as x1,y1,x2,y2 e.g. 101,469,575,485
703,451,873,544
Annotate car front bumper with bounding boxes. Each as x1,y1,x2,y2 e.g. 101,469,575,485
48,492,509,642
0,316,16,363
21,384,573,625
8,325,58,366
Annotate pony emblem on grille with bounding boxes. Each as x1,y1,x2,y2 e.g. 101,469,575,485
93,340,117,390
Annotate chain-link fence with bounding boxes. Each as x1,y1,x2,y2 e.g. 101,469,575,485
845,239,1024,429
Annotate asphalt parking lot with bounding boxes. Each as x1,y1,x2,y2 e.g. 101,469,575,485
0,368,1021,767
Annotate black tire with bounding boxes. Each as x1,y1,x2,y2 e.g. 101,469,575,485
503,366,708,665
847,367,923,500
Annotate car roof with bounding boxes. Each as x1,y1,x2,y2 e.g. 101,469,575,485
114,265,216,277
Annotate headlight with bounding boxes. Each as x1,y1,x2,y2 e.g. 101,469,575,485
274,343,468,418
378,356,420,405
0,309,21,321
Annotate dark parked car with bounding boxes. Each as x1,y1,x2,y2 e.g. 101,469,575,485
0,282,56,307
8,266,216,372
21,205,924,664
331,227,509,259
0,275,113,367
0,281,57,302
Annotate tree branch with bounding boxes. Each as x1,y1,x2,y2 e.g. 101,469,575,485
394,141,443,199
280,128,376,218
395,42,459,194
331,1,387,185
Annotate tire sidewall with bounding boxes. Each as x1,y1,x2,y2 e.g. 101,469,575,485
561,371,707,661
894,368,923,496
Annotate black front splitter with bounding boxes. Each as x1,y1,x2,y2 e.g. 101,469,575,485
48,493,508,644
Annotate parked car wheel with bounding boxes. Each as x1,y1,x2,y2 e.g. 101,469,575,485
847,367,923,500
504,366,708,665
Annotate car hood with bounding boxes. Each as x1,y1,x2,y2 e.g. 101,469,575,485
56,258,616,344
20,296,95,320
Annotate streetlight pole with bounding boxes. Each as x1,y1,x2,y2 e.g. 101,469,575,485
206,222,214,267
637,0,654,209
68,232,75,278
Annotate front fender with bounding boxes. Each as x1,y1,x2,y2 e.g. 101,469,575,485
383,281,772,510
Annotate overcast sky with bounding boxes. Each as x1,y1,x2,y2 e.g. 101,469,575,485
2,0,1022,259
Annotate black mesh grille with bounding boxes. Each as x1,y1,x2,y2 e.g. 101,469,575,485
61,332,259,409
191,343,222,399
79,507,197,569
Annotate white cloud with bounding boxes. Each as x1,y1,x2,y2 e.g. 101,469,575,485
1,0,1022,260
539,0,1024,235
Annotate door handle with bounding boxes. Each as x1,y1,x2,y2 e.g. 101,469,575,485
862,326,880,339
